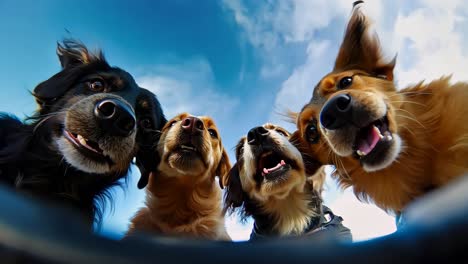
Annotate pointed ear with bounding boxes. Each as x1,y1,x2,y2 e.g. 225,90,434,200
33,39,108,112
222,164,244,214
216,148,232,188
334,3,396,81
56,39,104,69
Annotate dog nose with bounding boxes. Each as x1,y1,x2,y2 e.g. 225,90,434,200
181,116,204,133
320,94,353,130
94,99,136,137
247,126,269,145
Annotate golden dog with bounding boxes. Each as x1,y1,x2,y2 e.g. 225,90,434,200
127,113,231,240
292,3,468,214
222,124,333,238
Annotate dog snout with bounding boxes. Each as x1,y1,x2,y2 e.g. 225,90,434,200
320,94,353,130
247,126,269,145
181,116,204,133
94,99,136,137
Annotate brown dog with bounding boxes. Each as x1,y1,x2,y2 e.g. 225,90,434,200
127,113,231,240
222,124,351,240
292,3,468,214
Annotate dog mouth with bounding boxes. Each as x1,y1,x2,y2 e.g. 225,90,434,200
63,130,110,162
352,115,393,158
174,143,202,157
257,151,295,181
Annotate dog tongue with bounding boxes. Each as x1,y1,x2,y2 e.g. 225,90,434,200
357,126,381,155
262,160,286,175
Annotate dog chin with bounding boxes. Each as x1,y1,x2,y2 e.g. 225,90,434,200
323,129,356,157
56,137,113,174
361,134,402,172
164,152,206,177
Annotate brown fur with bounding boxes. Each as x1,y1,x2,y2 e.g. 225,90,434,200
127,113,231,240
293,4,468,214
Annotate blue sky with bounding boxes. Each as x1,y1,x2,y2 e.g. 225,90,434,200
2,0,468,241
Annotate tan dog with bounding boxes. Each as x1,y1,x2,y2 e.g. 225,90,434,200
292,3,468,214
127,113,231,240
222,124,347,239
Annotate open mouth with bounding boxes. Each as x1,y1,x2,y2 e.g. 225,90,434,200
353,115,393,158
257,151,294,181
63,130,109,161
175,143,201,156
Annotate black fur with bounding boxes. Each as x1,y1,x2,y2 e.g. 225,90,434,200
134,88,167,189
0,39,166,229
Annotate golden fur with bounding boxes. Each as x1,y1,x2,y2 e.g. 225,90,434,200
223,124,325,236
292,4,468,214
127,113,231,240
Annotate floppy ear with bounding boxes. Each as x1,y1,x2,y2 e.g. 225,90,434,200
334,2,396,81
289,130,323,175
216,148,232,188
222,164,244,214
307,166,327,194
134,88,167,189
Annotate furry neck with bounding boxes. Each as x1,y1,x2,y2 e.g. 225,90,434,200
0,118,125,226
246,182,321,236
147,171,223,227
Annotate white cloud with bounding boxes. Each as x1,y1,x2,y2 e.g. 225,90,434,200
137,59,239,119
394,0,468,86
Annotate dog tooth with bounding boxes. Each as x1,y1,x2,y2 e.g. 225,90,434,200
263,168,269,174
373,125,383,139
385,135,393,141
356,150,366,156
280,160,286,166
77,135,87,146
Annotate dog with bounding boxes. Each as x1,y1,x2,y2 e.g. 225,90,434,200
127,113,231,240
0,39,166,228
293,2,468,214
222,124,351,240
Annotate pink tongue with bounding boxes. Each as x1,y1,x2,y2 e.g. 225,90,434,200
262,160,286,175
357,126,381,155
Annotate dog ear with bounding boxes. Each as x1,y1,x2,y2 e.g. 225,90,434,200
222,164,244,214
33,39,108,112
289,130,323,175
216,148,232,189
334,2,396,81
307,166,327,194
56,39,104,69
135,88,167,189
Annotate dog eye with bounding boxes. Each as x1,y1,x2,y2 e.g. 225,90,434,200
306,120,320,144
88,80,105,92
169,120,177,127
139,118,153,130
337,76,353,90
276,130,287,137
208,129,218,139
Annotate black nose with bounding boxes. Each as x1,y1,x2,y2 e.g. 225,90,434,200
94,99,136,137
247,126,269,145
320,94,353,130
181,116,204,133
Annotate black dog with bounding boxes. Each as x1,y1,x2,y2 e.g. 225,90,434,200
0,40,165,229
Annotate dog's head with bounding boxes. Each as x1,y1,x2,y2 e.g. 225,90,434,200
222,124,307,210
31,39,157,175
156,113,231,183
308,3,402,172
